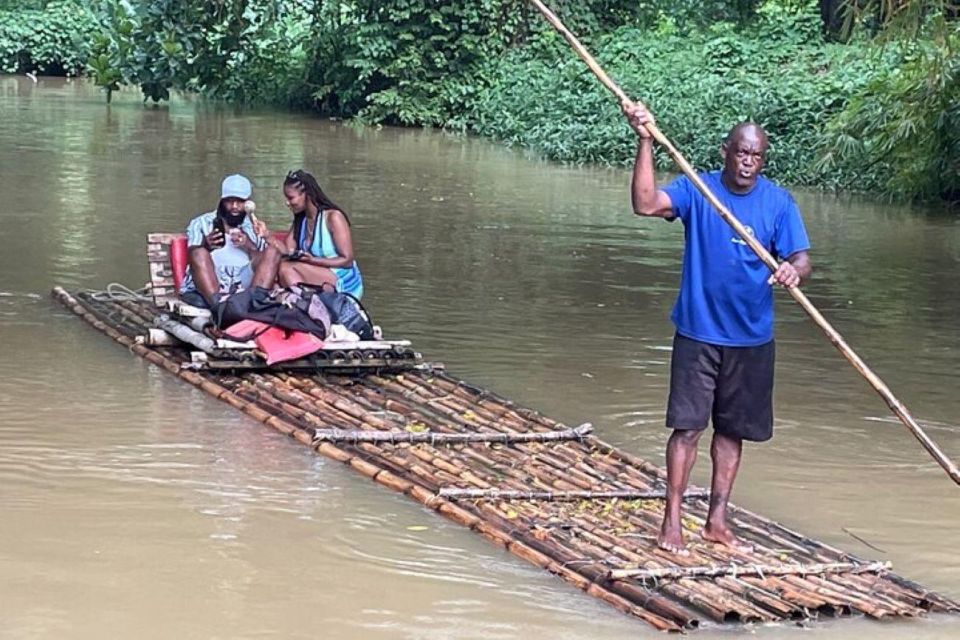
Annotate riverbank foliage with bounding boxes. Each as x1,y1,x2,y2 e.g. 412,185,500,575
0,0,955,202
0,1,96,75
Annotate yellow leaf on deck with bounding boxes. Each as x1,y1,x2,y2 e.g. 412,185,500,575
405,421,428,433
505,508,519,519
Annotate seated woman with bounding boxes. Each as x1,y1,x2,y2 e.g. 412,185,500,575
278,169,364,299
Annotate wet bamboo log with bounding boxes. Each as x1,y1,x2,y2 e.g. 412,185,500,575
310,423,592,444
154,314,216,353
431,371,561,428
438,488,709,501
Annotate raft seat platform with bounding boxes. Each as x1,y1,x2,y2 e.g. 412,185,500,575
145,232,423,372
53,284,960,632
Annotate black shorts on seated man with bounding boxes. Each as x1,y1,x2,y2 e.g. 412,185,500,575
622,102,813,556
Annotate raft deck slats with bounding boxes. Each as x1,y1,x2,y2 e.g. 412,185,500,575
52,286,960,631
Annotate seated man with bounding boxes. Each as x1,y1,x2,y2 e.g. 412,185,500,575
179,173,284,329
180,173,271,309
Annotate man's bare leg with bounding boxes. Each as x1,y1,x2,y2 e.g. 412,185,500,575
702,432,752,552
658,429,703,555
187,247,220,307
250,245,283,289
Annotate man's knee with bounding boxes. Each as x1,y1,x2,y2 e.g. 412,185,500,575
669,428,704,447
253,245,282,272
188,246,214,272
261,244,282,263
711,431,743,449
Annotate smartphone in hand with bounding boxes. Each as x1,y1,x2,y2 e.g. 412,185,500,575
205,217,227,250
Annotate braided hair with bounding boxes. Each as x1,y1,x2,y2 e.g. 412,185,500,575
284,169,350,249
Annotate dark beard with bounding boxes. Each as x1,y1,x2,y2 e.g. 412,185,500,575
218,210,246,228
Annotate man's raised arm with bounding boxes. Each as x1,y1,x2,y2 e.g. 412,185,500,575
622,102,674,218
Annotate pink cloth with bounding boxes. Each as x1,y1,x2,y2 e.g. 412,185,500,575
224,320,324,365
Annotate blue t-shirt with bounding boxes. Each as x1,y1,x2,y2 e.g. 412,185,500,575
662,171,810,347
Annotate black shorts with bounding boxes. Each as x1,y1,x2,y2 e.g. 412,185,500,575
178,288,256,328
179,289,211,309
666,333,775,442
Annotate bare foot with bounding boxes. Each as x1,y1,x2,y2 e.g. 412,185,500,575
657,523,690,556
702,523,753,553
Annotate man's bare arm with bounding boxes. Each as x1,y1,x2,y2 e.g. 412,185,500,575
623,102,674,218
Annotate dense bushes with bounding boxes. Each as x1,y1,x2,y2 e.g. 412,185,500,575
466,4,891,189
0,0,96,75
0,0,955,202
817,8,959,202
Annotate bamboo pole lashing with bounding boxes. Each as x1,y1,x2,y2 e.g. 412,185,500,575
309,422,592,444
360,380,600,490
373,376,604,490
609,560,892,582
284,378,564,492
553,521,758,622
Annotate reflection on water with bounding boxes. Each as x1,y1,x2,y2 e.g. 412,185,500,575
1,76,958,638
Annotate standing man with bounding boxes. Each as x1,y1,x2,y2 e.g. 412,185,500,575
623,103,812,555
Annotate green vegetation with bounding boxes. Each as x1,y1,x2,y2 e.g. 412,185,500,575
0,0,955,202
84,1,311,103
467,5,887,191
0,1,96,75
817,1,959,202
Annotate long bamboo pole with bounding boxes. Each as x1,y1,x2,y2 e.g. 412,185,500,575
527,0,960,485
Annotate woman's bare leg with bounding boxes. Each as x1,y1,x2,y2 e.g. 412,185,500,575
278,262,338,289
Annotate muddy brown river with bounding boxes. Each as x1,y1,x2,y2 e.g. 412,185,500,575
1,77,958,638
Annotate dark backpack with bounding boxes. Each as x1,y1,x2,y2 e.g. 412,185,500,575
215,286,331,339
314,284,374,340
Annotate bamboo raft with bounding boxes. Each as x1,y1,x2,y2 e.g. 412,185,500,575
52,285,960,632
